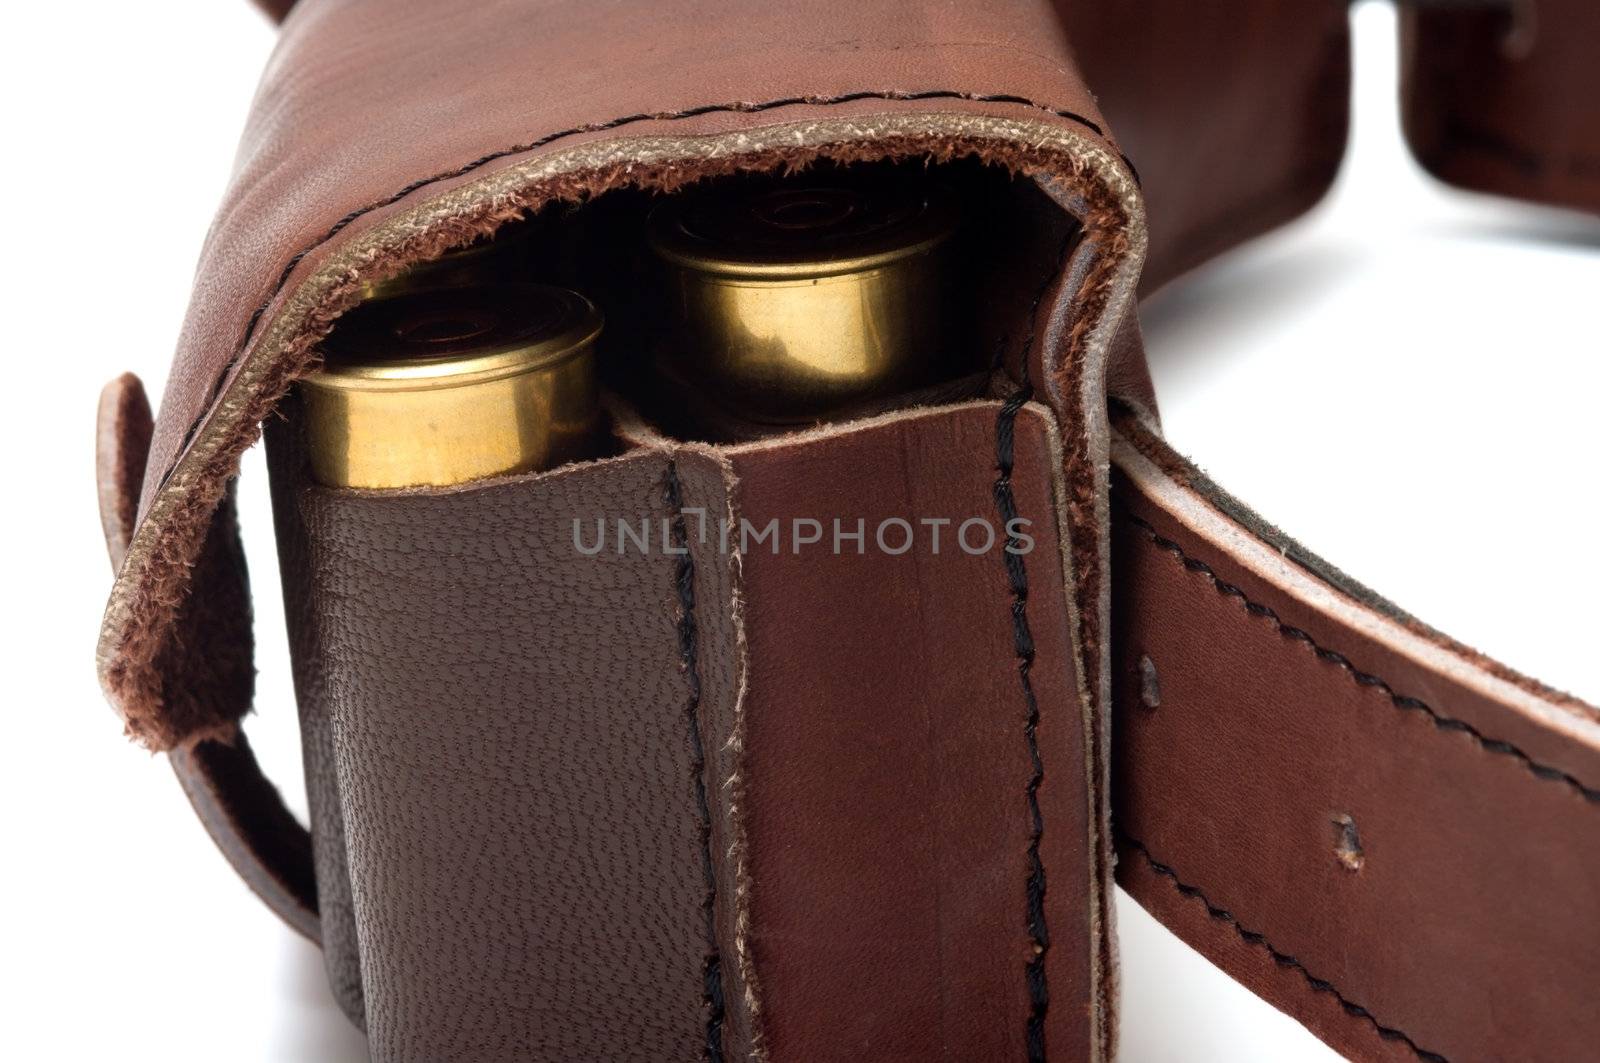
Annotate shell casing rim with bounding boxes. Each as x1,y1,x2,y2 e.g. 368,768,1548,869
304,286,602,393
647,224,955,280
646,181,958,281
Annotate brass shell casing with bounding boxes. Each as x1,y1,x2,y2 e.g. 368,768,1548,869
648,175,959,421
301,284,601,488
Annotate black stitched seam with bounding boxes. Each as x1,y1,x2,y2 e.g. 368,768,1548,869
1124,512,1600,804
994,223,1079,1062
997,391,1048,1062
665,461,725,1062
160,89,1127,492
1428,121,1600,184
1120,835,1449,1063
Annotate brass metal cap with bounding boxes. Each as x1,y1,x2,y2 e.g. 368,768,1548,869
302,284,601,488
648,173,959,421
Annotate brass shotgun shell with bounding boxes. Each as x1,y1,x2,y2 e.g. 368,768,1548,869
301,284,601,488
648,173,958,421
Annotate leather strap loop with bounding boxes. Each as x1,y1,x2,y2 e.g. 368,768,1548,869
171,738,320,941
96,373,320,941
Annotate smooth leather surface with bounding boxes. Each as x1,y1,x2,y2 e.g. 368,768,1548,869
134,0,1122,522
1057,0,1352,289
288,401,1103,1061
1402,0,1600,215
1109,416,1600,1063
722,404,1097,1061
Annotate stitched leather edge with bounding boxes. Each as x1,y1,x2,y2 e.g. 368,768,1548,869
998,388,1051,1061
1109,408,1600,722
672,445,765,1059
1119,835,1448,1063
156,91,1130,494
993,223,1086,1060
665,460,728,1058
100,107,1142,744
1123,514,1600,803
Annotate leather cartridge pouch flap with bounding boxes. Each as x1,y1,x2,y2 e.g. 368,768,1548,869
93,0,1144,1059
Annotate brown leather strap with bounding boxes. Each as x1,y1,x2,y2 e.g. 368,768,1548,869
1402,0,1600,215
1109,411,1600,1062
96,373,320,940
170,737,319,941
1057,0,1353,289
95,374,152,573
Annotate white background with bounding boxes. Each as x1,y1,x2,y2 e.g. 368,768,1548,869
3,3,1594,1060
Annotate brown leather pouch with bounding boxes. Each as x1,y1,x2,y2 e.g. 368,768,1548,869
95,1,1599,1061
272,393,1106,1060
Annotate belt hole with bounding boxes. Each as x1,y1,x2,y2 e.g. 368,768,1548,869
1332,814,1365,872
1138,654,1161,709
1503,0,1538,59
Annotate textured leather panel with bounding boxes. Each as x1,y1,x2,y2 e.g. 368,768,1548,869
1058,0,1350,289
301,452,713,1062
1109,426,1600,1063
726,402,1097,1061
292,401,1105,1061
266,405,363,1020
1402,0,1600,214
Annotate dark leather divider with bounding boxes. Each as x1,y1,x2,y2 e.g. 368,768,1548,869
298,450,714,1062
288,399,1105,1062
716,402,1100,1060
